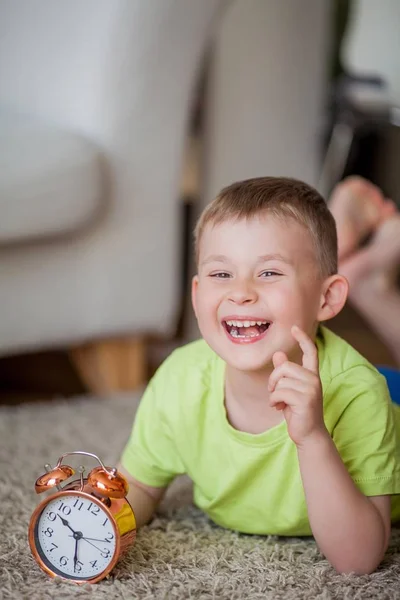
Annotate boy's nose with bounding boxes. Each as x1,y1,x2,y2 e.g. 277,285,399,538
228,282,258,304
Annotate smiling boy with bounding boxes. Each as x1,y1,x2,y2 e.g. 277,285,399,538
119,177,400,574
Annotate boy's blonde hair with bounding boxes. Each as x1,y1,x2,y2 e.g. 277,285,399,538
194,177,338,277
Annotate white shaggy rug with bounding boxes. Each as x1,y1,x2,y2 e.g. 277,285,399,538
1,393,400,599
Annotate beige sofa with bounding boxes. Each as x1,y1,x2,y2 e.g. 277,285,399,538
0,0,331,392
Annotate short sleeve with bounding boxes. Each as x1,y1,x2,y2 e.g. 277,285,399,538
121,361,185,487
328,367,400,497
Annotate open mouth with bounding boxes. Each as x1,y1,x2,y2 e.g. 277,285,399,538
223,319,271,341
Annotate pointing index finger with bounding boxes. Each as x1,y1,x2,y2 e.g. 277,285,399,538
291,325,319,373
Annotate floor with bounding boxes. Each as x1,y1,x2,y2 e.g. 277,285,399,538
4,393,400,599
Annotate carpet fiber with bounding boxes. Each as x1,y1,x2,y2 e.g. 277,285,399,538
1,393,400,600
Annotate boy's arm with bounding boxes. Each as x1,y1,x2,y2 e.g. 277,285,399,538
269,326,395,574
297,432,391,575
116,353,186,527
117,463,167,528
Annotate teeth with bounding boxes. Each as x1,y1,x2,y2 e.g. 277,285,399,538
231,329,260,338
225,319,268,327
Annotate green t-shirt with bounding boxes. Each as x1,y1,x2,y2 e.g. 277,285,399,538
121,326,400,536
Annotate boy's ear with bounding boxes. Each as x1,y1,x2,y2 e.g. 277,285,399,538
317,274,349,322
191,275,199,318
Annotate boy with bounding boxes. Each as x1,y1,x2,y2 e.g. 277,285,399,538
119,177,400,575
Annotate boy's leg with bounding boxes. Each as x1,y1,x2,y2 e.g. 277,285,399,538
338,215,400,367
330,176,400,369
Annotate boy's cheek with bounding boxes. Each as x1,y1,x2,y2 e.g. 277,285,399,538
195,301,214,322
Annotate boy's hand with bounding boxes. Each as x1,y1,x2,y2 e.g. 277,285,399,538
268,325,326,446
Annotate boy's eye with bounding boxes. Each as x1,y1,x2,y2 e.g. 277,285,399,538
209,271,280,279
209,272,231,279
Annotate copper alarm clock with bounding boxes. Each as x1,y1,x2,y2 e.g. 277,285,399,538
28,451,136,584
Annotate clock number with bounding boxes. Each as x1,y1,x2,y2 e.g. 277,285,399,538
102,518,109,527
47,512,56,522
59,556,68,567
74,560,84,573
49,543,58,552
57,502,71,515
101,548,111,559
43,527,53,537
73,499,84,511
105,532,114,542
87,502,100,516
90,560,98,568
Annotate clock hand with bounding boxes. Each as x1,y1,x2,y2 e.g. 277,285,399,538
80,538,105,553
79,536,111,544
57,514,77,535
73,538,79,572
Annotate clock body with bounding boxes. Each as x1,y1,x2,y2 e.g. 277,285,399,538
29,482,136,583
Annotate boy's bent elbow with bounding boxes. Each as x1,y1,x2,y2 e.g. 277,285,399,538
319,502,390,575
329,542,388,575
333,558,382,576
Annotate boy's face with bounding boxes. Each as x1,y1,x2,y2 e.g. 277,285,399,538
192,214,327,372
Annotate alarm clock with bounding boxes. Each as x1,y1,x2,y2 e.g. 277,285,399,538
28,451,136,584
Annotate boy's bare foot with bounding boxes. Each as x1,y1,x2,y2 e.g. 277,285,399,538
339,214,400,296
329,176,396,261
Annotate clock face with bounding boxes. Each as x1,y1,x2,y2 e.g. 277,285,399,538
34,493,117,580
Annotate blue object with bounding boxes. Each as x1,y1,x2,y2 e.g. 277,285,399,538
378,366,400,405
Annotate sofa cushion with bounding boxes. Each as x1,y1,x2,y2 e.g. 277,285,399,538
0,115,104,243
